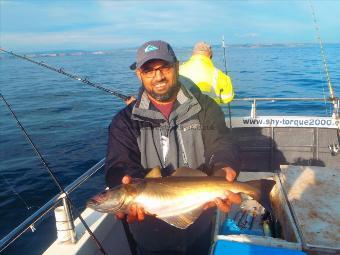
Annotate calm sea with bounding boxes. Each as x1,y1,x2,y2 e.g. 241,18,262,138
0,44,339,254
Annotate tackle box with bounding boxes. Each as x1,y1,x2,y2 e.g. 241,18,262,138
211,165,340,255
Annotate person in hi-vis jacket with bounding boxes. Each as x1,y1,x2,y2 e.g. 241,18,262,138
179,42,234,104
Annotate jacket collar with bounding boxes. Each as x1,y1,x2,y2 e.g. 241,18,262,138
189,54,213,67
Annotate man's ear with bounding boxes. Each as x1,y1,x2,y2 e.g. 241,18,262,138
136,69,142,82
175,61,179,72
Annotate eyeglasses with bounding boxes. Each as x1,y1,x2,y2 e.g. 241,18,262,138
141,63,174,78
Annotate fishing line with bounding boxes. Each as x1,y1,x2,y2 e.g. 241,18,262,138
0,93,107,255
0,48,131,102
309,0,338,117
222,36,233,129
315,52,330,116
0,172,33,211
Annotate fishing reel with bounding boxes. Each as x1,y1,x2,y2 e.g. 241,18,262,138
328,143,339,156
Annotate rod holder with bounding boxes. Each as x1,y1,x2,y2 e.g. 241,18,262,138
251,100,257,118
332,99,339,119
54,199,77,243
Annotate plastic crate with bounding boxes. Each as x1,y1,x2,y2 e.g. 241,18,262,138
213,240,307,255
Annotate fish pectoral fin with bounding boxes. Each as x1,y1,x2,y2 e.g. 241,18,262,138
145,166,162,178
158,207,204,229
171,167,207,177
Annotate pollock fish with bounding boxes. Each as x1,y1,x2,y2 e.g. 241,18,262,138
87,167,275,229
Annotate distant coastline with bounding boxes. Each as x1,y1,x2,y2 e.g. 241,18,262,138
1,43,339,59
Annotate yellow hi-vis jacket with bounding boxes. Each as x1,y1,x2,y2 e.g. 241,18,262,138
179,54,234,104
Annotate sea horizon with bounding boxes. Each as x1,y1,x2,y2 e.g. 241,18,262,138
1,42,340,57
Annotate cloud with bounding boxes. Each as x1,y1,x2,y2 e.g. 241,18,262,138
1,30,142,51
237,33,260,39
1,0,339,51
96,1,216,33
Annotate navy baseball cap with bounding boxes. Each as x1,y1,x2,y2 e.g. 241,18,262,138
130,40,177,70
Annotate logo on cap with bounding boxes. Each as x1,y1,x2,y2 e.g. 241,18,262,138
144,45,159,53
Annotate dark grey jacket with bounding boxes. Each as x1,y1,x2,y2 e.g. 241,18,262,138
105,84,239,252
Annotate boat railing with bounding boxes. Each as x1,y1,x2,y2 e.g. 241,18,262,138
232,97,339,118
0,158,106,253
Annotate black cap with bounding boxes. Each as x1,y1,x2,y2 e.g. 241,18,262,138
130,40,177,70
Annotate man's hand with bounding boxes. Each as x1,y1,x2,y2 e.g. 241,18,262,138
223,166,238,182
124,96,136,105
204,166,241,212
115,175,146,223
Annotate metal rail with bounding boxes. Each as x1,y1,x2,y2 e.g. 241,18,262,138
0,158,106,253
231,97,339,118
233,97,338,101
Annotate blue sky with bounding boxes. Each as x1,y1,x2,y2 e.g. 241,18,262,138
1,0,339,52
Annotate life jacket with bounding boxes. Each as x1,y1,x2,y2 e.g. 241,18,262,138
179,54,234,104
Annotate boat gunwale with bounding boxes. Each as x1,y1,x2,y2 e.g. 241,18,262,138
0,158,106,253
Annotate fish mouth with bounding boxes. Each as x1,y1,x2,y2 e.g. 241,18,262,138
86,199,99,210
86,198,125,213
86,198,109,211
86,199,110,213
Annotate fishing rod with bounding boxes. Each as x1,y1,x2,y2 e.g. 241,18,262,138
0,93,107,255
309,1,339,118
0,48,131,102
222,36,233,129
222,36,229,76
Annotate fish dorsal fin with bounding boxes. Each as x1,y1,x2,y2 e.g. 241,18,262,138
171,167,207,177
145,166,162,178
158,206,204,229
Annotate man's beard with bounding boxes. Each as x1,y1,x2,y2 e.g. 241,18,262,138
145,79,180,102
150,84,179,102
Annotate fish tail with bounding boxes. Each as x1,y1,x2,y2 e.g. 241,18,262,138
244,179,276,212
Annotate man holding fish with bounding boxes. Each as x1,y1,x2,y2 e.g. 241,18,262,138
89,40,272,255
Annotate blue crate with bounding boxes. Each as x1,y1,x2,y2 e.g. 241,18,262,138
220,218,264,236
213,240,307,255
